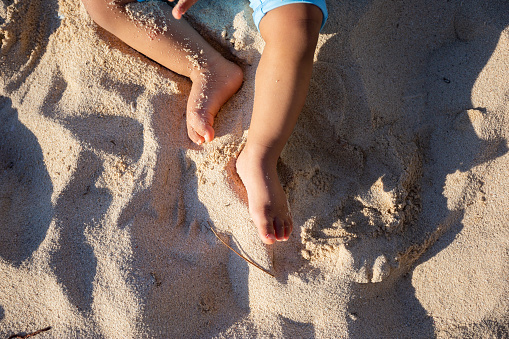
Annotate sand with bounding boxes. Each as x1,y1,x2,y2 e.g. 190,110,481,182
1,0,508,337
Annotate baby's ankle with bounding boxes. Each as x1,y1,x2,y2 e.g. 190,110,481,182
241,142,280,167
189,56,239,83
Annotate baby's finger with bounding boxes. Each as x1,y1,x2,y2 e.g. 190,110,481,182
172,0,199,19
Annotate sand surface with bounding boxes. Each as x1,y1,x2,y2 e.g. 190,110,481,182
1,0,509,337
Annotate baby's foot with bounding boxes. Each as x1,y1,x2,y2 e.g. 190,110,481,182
187,59,243,144
236,144,293,244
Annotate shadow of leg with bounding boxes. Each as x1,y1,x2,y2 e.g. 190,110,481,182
51,150,108,313
0,96,53,266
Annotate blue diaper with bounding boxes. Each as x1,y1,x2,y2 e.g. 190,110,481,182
249,0,328,31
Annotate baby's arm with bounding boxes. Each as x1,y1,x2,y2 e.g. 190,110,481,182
236,4,323,244
82,0,242,144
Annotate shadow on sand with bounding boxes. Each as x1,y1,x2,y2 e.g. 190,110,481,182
0,96,53,266
309,0,509,337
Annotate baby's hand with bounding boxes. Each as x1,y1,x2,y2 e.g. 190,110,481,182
170,0,199,19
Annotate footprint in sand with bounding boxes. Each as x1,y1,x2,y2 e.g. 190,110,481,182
295,140,422,284
0,0,59,92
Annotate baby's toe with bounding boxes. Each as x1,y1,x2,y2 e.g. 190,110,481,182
187,125,205,145
254,215,276,244
274,218,286,241
202,125,214,142
187,113,215,143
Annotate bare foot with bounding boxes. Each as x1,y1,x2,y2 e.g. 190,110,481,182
236,144,293,244
187,58,243,145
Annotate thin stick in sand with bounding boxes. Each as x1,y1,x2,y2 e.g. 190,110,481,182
8,326,52,339
207,221,274,278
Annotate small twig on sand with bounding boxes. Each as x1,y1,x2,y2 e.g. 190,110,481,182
207,221,274,278
8,326,52,339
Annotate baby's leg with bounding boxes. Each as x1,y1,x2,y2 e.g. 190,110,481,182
82,0,243,144
236,4,322,244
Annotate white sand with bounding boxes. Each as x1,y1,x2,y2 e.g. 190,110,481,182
1,0,508,337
